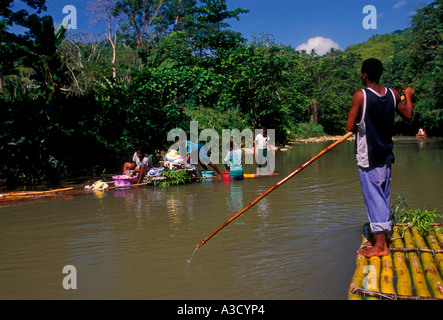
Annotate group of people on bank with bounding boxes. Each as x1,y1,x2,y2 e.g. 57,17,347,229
122,127,273,183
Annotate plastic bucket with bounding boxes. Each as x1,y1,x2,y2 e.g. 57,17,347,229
221,172,231,180
112,175,137,187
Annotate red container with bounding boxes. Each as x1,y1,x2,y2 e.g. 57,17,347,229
221,172,231,180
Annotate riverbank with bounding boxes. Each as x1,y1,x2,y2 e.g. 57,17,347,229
275,134,356,151
292,135,355,144
288,134,442,146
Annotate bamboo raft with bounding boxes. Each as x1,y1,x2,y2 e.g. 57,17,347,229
0,182,149,204
0,187,77,203
0,169,270,204
348,224,443,300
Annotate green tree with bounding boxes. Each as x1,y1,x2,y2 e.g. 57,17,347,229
88,0,122,78
0,0,47,91
22,14,69,99
60,32,110,92
217,41,306,140
315,50,361,133
116,0,168,55
295,49,361,134
384,0,442,135
0,0,46,25
183,0,248,61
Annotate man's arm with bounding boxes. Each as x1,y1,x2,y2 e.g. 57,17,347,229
209,162,222,175
346,90,364,133
393,87,414,121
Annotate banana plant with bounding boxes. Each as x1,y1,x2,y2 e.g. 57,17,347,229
22,14,69,98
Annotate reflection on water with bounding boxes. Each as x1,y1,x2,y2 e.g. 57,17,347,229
0,137,442,299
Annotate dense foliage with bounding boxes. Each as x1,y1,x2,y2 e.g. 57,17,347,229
1,0,442,186
383,0,443,135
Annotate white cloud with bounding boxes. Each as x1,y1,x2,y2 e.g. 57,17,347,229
393,1,407,9
296,36,340,56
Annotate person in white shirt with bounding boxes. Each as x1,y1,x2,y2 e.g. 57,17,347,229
122,147,152,183
254,127,274,170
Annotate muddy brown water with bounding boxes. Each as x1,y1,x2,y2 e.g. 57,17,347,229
1,137,441,299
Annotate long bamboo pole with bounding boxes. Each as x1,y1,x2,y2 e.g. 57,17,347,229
195,131,354,249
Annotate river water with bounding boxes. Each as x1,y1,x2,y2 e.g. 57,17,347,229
1,137,442,300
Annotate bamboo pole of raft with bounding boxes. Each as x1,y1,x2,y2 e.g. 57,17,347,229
389,247,443,254
349,288,441,300
363,256,381,300
348,255,368,300
0,187,74,197
391,227,413,296
403,228,432,297
381,255,396,295
411,227,443,298
196,131,354,249
426,232,443,275
434,225,443,247
348,237,369,300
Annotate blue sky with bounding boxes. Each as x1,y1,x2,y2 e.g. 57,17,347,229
227,0,433,53
9,0,433,54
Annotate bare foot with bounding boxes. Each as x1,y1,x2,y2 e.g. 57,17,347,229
357,232,389,257
357,246,389,257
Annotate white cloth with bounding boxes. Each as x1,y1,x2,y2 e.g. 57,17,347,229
132,152,150,168
255,133,269,150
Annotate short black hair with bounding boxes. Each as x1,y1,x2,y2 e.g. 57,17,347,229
361,58,384,83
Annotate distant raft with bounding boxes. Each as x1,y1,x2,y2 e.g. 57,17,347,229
0,187,75,203
348,224,443,300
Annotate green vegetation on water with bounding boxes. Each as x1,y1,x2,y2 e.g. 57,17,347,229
1,0,442,186
392,194,442,236
153,169,194,188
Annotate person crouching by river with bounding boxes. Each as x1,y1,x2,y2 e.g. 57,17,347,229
346,58,414,257
178,139,222,177
123,147,153,184
224,141,243,180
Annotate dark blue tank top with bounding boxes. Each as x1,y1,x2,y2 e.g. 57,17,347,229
355,87,397,168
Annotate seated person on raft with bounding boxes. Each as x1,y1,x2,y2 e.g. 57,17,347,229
123,147,153,184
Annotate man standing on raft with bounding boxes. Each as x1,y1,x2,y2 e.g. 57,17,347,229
346,58,414,257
